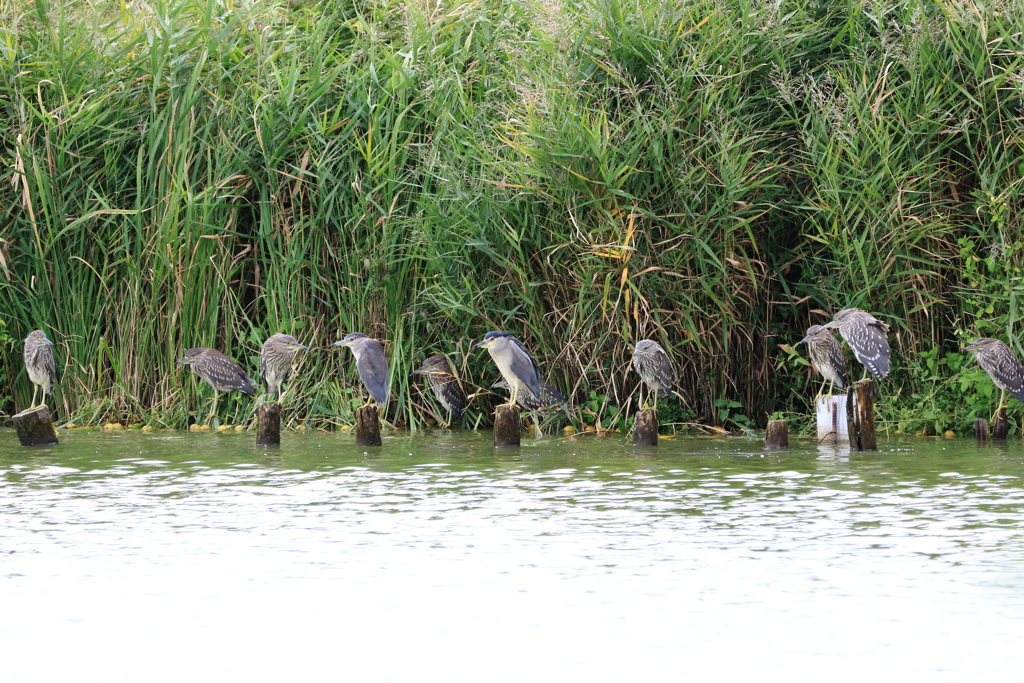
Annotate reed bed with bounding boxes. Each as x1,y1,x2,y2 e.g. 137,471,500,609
1,0,1022,433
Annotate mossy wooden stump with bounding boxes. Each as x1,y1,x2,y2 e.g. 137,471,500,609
633,409,658,447
494,405,521,448
355,405,382,447
975,418,990,442
992,407,1008,440
256,402,281,446
13,407,59,447
853,379,877,451
764,420,788,449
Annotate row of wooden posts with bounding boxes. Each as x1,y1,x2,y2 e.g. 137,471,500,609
12,400,666,449
18,377,969,451
763,378,879,451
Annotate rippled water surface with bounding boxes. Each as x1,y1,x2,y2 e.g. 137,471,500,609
3,429,1024,680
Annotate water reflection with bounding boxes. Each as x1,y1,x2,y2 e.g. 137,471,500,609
1,430,1023,679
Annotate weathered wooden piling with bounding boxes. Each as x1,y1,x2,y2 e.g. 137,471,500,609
355,405,382,447
992,407,1008,440
13,407,59,447
764,419,788,449
854,379,877,450
256,402,281,446
975,418,990,442
494,405,521,447
816,394,850,445
632,408,659,447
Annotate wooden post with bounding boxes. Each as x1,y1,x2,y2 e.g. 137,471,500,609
816,394,850,445
256,402,281,446
854,379,877,451
975,418,990,442
992,407,1008,440
355,405,382,447
494,405,521,447
633,408,659,446
13,407,59,447
764,420,788,449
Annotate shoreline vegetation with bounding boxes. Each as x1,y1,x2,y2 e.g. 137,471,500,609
1,0,1023,435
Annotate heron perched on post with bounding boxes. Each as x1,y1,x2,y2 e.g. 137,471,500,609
490,379,566,413
822,308,892,381
176,347,257,419
260,334,309,398
411,354,468,425
630,340,677,409
797,325,846,399
962,338,1024,421
474,331,542,407
331,332,389,408
23,330,56,410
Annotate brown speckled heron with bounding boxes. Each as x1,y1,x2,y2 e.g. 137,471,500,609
491,379,566,413
822,308,891,381
474,331,542,407
411,354,468,426
630,339,677,409
23,330,56,410
962,338,1024,422
260,334,309,398
176,347,257,419
331,332,389,409
797,325,846,400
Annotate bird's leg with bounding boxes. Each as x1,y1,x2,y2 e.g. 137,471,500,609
28,385,38,411
991,389,1007,424
508,384,519,408
207,393,220,424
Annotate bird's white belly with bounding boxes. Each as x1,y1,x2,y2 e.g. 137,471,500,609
490,349,528,391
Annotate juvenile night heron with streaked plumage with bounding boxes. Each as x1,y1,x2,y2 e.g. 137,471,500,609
630,339,677,409
474,331,542,408
331,332,389,409
962,338,1024,421
822,308,892,381
176,347,258,419
411,354,468,425
23,329,56,410
491,379,566,413
797,325,846,400
260,334,309,398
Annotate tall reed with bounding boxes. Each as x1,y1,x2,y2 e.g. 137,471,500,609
1,0,1022,430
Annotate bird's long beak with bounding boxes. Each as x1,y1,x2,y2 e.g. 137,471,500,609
175,356,187,364
961,341,979,352
44,338,54,346
797,335,812,345
294,342,309,350
629,345,637,357
411,365,426,376
473,340,488,349
329,340,347,348
821,320,839,330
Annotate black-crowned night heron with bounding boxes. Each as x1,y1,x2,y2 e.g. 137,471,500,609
23,330,56,410
822,308,891,381
473,331,542,407
260,334,309,398
490,379,566,413
797,325,846,400
176,347,257,419
630,339,677,409
331,332,389,408
411,354,468,425
962,338,1024,421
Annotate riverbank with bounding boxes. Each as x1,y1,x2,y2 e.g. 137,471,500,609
1,0,1022,432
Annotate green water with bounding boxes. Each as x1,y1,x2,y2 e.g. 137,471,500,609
2,429,1023,681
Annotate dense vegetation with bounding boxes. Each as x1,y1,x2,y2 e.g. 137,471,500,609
1,0,1023,433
